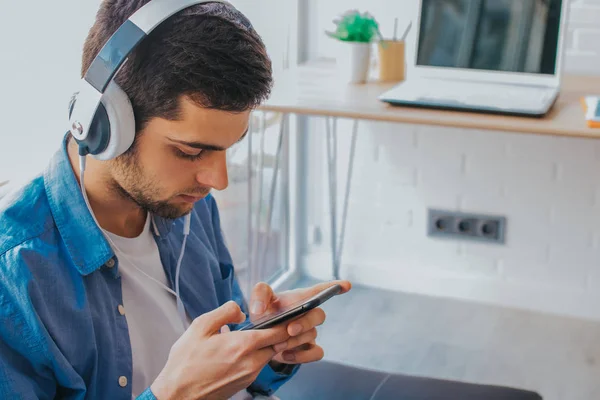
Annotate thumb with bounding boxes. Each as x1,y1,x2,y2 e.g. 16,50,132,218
250,282,276,317
193,301,246,336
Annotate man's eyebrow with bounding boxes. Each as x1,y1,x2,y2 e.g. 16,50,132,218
167,128,249,151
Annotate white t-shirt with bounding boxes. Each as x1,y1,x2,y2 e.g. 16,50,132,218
104,215,251,400
103,215,187,397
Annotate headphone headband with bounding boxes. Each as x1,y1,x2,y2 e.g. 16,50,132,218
69,0,227,142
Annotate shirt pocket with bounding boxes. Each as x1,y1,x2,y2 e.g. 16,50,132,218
213,263,234,305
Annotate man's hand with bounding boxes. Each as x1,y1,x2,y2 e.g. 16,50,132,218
249,280,352,365
150,301,291,400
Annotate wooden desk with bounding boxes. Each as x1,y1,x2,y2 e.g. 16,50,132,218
254,61,600,281
260,61,600,138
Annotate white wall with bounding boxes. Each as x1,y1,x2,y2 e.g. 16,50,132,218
0,0,102,185
565,0,600,73
303,0,600,321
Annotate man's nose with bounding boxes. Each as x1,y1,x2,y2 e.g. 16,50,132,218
196,151,229,191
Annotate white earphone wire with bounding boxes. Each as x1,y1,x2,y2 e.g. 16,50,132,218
175,232,189,327
78,154,190,325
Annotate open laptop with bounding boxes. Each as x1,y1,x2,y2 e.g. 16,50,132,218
378,0,569,117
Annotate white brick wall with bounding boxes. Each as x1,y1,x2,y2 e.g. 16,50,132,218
304,121,600,320
304,0,600,320
565,0,600,73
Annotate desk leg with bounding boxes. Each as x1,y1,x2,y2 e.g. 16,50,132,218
260,114,288,276
337,119,359,278
325,117,359,280
251,112,267,283
325,117,338,278
247,114,254,296
247,113,288,291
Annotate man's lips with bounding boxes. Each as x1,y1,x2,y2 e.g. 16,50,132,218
178,194,205,203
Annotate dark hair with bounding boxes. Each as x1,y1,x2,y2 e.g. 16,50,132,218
82,0,272,133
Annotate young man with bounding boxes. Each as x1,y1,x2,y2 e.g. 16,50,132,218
0,1,350,399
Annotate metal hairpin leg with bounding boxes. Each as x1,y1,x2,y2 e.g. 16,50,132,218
246,113,255,296
251,112,267,286
260,114,288,276
281,114,291,281
325,117,338,277
325,117,359,280
246,112,288,292
337,119,359,277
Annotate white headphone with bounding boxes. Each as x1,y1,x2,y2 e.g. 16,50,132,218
68,0,230,160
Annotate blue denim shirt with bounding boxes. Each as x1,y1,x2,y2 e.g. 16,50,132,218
0,135,298,399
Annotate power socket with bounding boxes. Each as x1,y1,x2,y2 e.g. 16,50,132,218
427,209,506,244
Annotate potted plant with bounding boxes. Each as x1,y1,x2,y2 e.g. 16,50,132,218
326,10,383,83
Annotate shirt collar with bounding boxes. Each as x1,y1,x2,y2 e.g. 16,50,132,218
151,213,175,238
44,135,113,275
43,134,175,275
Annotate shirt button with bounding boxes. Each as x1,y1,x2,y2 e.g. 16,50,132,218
105,258,115,268
118,376,128,387
117,305,126,316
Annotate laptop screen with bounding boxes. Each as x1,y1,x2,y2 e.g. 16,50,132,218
416,0,563,75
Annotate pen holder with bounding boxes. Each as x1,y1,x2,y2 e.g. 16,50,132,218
377,40,406,82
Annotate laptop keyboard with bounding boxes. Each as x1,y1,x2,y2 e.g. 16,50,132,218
390,80,557,112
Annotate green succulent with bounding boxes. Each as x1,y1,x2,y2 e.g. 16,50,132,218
326,10,383,43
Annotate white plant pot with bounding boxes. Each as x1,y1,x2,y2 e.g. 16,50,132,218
336,42,371,84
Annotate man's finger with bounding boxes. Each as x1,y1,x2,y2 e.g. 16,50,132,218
286,308,326,336
306,280,352,296
255,344,279,367
281,344,324,364
279,328,318,352
279,280,352,307
192,301,246,336
249,282,277,317
238,324,290,351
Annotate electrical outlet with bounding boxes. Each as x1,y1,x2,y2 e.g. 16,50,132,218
427,209,506,244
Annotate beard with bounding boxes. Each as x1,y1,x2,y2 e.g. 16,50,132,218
109,147,210,220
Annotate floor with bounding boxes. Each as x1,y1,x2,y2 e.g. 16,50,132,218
293,277,600,400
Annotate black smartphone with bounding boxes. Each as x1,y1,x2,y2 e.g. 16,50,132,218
235,284,343,331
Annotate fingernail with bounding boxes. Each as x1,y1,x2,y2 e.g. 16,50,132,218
251,301,265,315
283,352,296,362
274,342,288,353
289,323,302,336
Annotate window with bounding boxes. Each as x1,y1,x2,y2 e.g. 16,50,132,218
212,1,299,295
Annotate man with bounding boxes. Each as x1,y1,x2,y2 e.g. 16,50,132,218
0,1,351,399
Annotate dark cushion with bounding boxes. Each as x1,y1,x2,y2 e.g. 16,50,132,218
276,361,542,400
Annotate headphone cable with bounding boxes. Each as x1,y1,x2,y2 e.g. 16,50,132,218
78,153,190,327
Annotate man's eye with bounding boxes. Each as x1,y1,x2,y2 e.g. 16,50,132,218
175,148,205,161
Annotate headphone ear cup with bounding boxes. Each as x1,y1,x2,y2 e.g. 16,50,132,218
90,82,136,161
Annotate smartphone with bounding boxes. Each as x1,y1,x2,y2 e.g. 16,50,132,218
235,284,343,331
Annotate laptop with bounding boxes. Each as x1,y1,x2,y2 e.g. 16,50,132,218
378,0,569,117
